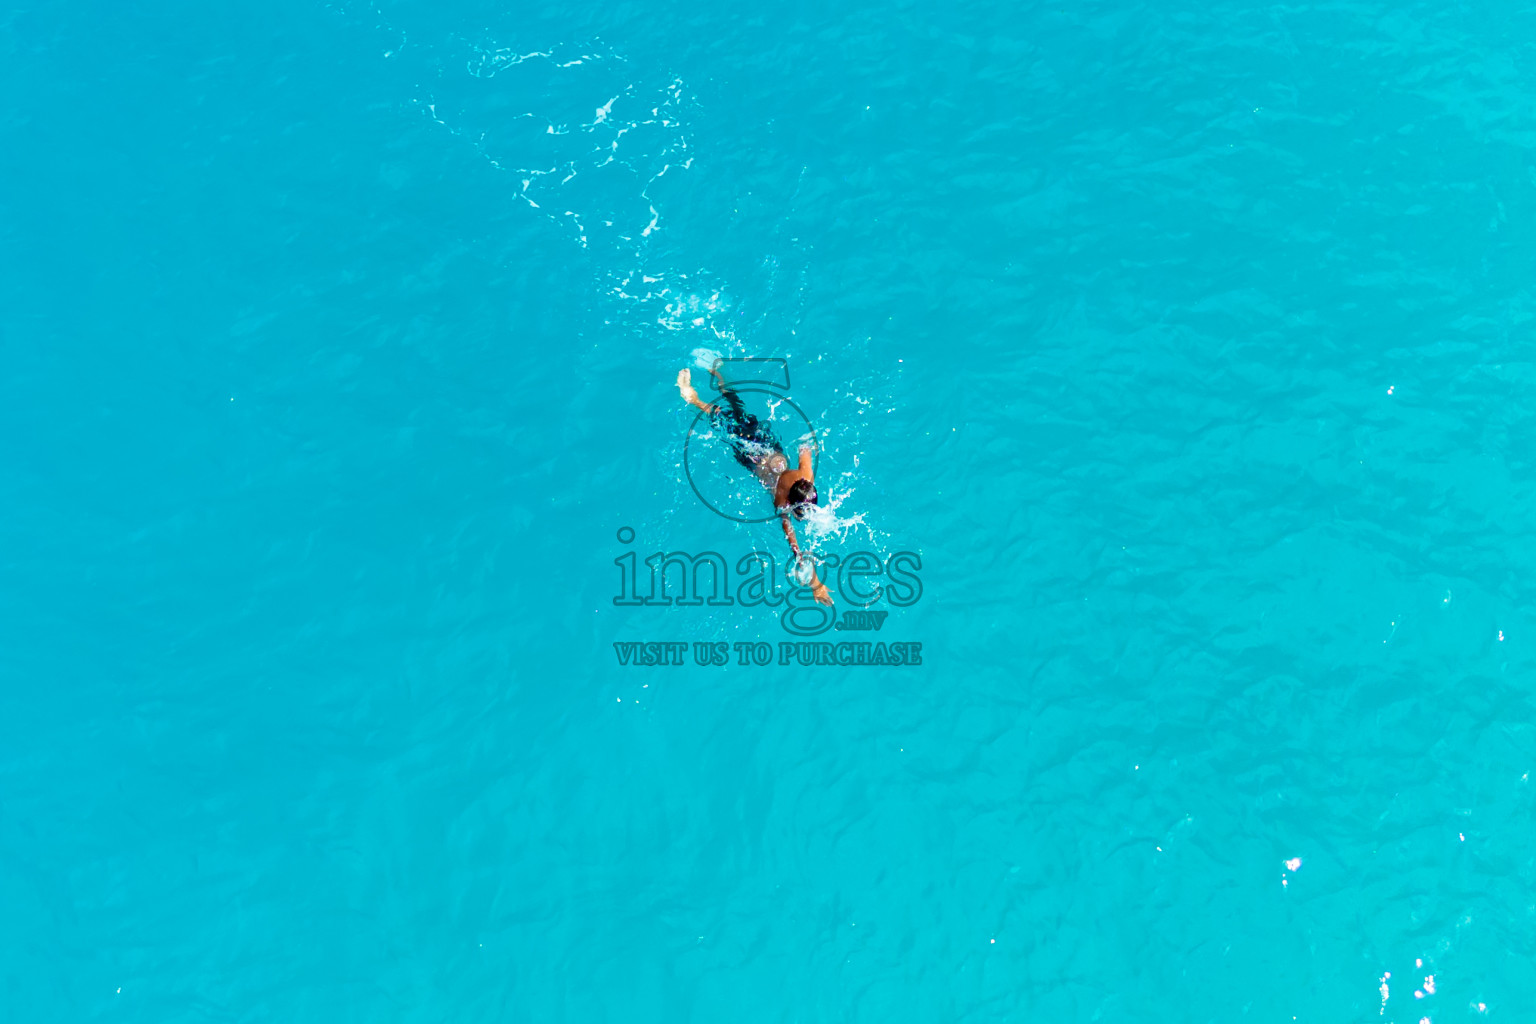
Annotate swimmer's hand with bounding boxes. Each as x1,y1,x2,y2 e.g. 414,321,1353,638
791,553,832,604
676,368,700,406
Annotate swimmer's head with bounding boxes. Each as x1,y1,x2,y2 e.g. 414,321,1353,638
785,478,819,520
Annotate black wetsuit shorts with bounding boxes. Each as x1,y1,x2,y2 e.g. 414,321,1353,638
710,387,784,469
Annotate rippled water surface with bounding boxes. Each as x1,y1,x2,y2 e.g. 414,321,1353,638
4,0,1535,1019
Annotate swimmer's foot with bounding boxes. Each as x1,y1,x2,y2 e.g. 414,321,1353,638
677,368,711,411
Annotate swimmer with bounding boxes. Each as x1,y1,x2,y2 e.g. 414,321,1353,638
677,363,833,606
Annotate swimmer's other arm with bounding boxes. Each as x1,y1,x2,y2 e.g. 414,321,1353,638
783,517,833,606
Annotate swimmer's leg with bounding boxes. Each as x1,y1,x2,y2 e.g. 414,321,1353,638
702,360,750,421
676,368,716,413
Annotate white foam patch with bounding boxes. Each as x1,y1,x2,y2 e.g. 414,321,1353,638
399,29,694,254
798,487,869,544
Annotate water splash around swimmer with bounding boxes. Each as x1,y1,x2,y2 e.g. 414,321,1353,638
797,487,867,544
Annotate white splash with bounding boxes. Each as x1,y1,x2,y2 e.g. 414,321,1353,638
798,487,869,544
692,347,724,370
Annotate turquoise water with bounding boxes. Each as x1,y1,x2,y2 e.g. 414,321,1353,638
4,0,1534,1019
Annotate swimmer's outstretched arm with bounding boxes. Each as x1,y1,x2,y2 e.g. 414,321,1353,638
676,368,716,413
782,517,833,606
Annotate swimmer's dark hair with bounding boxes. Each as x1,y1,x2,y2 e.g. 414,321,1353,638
786,478,818,520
